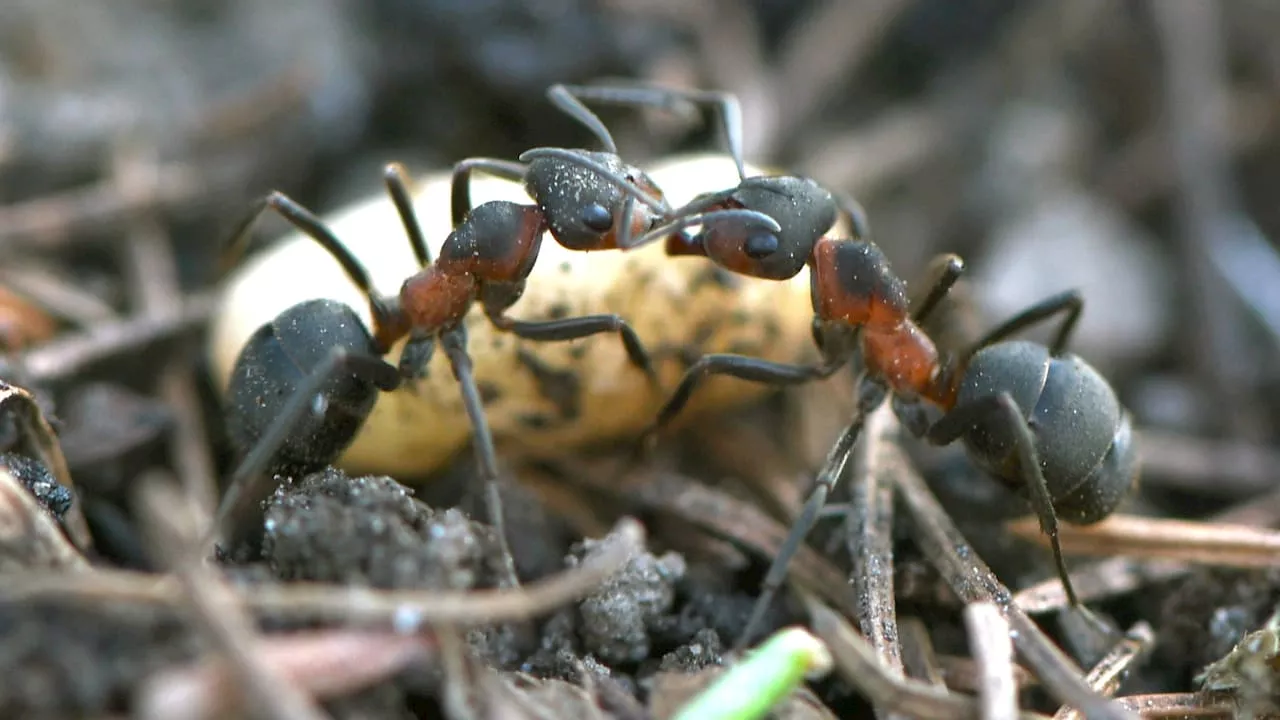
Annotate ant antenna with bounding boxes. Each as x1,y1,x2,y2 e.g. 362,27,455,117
547,84,619,155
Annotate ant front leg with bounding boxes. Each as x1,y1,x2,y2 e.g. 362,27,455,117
735,373,890,651
213,347,401,553
487,310,658,389
924,392,1079,607
439,325,519,588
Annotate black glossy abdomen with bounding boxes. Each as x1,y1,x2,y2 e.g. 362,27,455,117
225,299,380,471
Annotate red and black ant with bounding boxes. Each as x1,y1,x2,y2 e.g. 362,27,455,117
530,83,874,428
733,257,1139,647
213,84,781,583
564,83,1139,647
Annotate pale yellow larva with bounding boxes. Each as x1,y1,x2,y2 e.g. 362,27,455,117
209,153,841,477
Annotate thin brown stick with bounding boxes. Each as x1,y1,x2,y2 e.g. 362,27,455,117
138,477,328,720
3,517,645,626
1008,514,1280,568
0,164,205,251
810,601,1052,720
899,617,947,688
1110,693,1233,718
137,630,432,720
845,403,906,719
1015,485,1280,614
888,443,1134,720
936,654,1039,695
15,291,216,384
965,602,1019,720
0,264,118,328
630,471,861,619
1054,623,1155,720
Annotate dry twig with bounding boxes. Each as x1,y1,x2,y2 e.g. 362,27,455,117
138,476,327,720
888,441,1134,720
965,602,1019,720
1008,514,1280,568
4,517,646,627
810,601,1051,720
1054,623,1155,720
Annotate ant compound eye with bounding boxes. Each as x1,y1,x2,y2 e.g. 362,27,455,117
581,203,614,233
743,232,780,259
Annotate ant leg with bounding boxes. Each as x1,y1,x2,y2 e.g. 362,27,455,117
212,347,400,552
833,191,872,241
554,83,747,182
440,326,520,588
910,254,966,325
222,192,401,339
449,158,529,227
735,374,890,650
645,353,850,440
488,313,658,388
964,290,1084,360
384,163,431,267
924,392,1080,607
546,84,621,154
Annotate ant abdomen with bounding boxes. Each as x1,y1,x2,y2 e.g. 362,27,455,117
954,340,1137,524
226,299,381,470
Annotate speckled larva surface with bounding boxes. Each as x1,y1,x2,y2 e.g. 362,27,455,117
209,154,837,477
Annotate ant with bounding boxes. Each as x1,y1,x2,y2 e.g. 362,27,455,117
211,85,781,584
527,83,875,433
734,255,1139,648
555,85,1139,646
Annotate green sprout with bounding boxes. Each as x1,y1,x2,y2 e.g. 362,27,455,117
672,626,833,720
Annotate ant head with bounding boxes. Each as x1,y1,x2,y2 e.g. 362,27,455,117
520,149,668,251
691,176,837,280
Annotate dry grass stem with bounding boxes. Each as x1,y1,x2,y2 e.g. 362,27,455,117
888,440,1134,720
1017,485,1280,614
899,617,947,688
138,477,327,720
845,403,906,719
16,290,216,383
1007,514,1280,568
1054,623,1155,720
1111,692,1234,718
137,630,432,720
964,602,1019,720
4,517,645,626
632,472,860,619
811,602,1052,720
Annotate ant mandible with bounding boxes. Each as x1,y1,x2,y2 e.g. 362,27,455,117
734,254,1139,648
212,85,781,584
